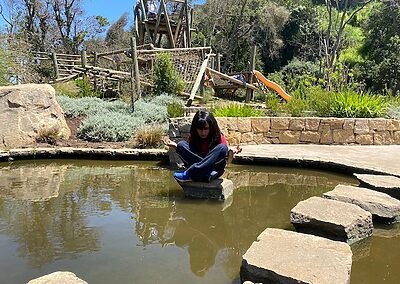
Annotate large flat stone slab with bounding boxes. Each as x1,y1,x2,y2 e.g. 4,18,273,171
28,271,87,284
178,178,234,201
324,184,400,222
290,196,373,244
241,228,352,284
354,173,400,199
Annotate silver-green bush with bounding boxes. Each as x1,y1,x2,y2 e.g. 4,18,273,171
78,112,145,142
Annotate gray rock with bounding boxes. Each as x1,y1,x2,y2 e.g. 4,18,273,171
324,184,400,222
178,178,234,201
0,84,70,149
27,271,87,284
290,196,373,244
354,173,400,199
241,228,352,284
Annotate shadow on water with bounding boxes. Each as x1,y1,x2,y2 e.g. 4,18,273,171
0,160,395,284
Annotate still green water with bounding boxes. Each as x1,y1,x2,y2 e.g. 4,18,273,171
0,160,398,283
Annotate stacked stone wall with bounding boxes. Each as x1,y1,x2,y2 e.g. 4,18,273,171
169,117,400,145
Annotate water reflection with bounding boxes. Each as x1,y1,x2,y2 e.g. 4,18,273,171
0,160,358,283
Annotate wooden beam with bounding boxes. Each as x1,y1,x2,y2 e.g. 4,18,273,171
152,5,163,45
173,3,185,45
138,46,211,54
160,0,175,48
49,73,80,83
207,67,258,91
139,0,155,42
96,48,130,57
187,55,210,106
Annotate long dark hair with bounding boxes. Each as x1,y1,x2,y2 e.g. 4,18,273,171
190,110,221,149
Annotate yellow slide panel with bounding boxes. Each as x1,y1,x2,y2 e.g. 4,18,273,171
253,70,291,101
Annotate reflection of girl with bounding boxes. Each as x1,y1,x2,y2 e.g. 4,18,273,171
163,110,241,182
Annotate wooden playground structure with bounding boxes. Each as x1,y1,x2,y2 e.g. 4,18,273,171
35,1,290,106
134,0,193,48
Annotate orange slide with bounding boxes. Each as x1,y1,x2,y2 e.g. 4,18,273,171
253,70,291,101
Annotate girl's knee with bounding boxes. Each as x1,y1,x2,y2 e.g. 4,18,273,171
216,144,228,156
176,140,188,154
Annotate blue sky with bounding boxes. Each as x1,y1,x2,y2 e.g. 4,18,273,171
83,0,205,25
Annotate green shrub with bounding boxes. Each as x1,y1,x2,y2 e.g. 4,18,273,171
167,102,185,118
212,103,264,117
265,95,283,114
78,112,144,142
75,77,100,97
53,82,80,97
330,91,387,118
154,53,185,96
306,87,333,117
283,95,309,117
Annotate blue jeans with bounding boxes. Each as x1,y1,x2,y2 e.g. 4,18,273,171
176,141,228,182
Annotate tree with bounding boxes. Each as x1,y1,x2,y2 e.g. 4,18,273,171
105,13,129,48
359,0,400,94
319,0,373,85
193,0,289,73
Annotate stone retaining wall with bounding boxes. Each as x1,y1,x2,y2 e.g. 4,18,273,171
169,117,400,145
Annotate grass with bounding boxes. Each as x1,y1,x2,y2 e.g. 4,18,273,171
212,103,265,117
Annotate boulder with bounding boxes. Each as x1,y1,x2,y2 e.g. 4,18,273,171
354,173,400,199
290,196,373,244
27,271,87,284
241,228,352,284
178,178,234,201
324,184,400,223
0,84,70,149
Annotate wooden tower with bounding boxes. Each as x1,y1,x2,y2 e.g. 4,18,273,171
134,0,193,48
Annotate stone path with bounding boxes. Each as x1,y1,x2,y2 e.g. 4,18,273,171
354,173,400,198
236,144,400,177
324,184,400,222
241,228,352,284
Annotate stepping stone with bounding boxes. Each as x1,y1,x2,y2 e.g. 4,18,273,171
290,196,373,244
28,271,87,284
324,184,400,223
354,173,400,199
241,228,352,284
178,178,234,201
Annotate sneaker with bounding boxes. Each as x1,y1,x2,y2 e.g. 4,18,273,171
174,171,192,183
208,171,219,182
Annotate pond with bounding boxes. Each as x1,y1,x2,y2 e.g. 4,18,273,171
0,160,398,284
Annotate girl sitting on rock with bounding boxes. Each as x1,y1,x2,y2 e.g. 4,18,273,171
163,110,242,182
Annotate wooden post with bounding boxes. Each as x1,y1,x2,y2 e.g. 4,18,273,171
246,45,257,102
93,52,98,91
130,37,141,111
216,53,221,72
185,0,191,48
189,7,194,48
81,50,87,68
51,52,59,79
210,56,215,70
